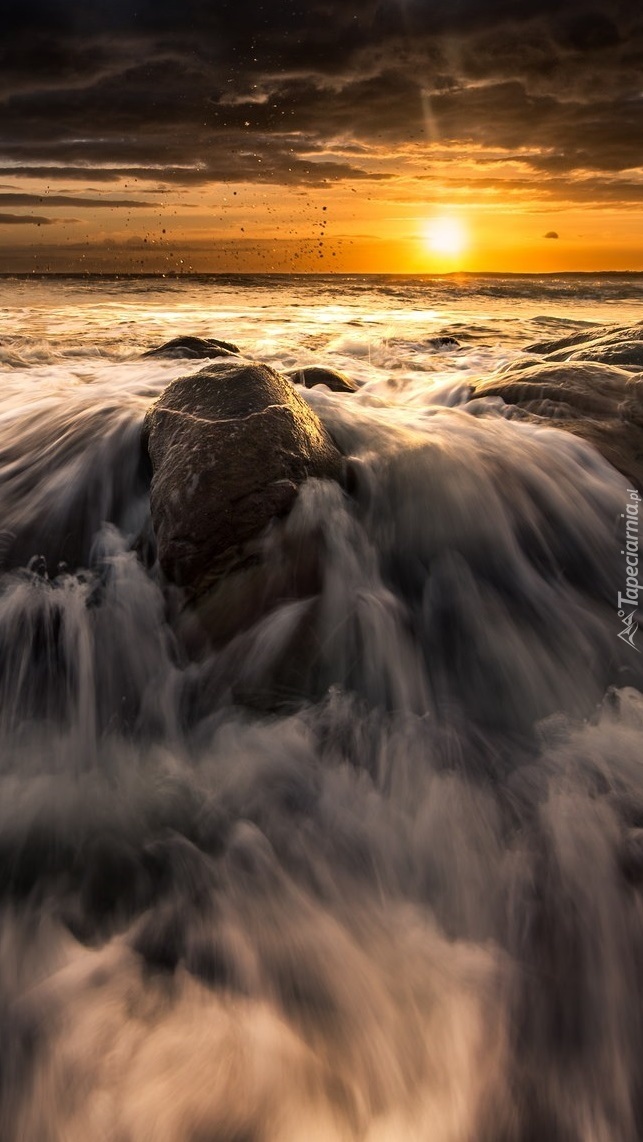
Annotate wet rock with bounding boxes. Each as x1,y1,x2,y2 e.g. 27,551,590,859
143,360,344,593
471,360,643,492
285,365,358,393
526,322,643,366
554,340,643,371
428,336,460,349
142,335,241,360
525,327,606,355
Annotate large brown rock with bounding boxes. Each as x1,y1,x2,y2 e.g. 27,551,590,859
471,360,643,492
143,360,344,592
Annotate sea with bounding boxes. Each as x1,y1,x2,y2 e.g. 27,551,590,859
1,272,643,1141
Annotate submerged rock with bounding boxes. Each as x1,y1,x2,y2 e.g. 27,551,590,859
285,365,358,393
471,360,643,492
142,335,240,360
428,335,460,349
143,360,344,593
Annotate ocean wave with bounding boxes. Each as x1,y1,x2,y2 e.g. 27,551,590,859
0,278,643,1139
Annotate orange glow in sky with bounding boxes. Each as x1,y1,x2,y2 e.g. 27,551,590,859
1,191,640,273
1,155,641,274
0,0,641,279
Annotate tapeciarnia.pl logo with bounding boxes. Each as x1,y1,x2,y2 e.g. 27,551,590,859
618,488,641,651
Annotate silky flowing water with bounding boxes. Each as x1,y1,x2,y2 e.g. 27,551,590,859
1,273,643,1141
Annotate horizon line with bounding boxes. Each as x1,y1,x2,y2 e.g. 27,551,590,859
1,269,642,279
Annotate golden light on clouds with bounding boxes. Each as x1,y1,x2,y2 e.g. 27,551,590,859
0,141,641,274
0,0,641,274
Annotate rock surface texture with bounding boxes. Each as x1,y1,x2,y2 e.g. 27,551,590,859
525,322,643,370
143,360,344,591
143,335,240,360
285,365,358,393
472,359,643,492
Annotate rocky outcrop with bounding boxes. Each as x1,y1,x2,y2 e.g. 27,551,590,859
560,341,643,370
470,360,643,492
526,322,643,370
285,365,358,393
143,360,344,594
143,336,240,360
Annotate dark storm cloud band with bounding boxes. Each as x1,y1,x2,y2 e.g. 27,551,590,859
0,0,640,189
0,213,52,224
0,194,154,207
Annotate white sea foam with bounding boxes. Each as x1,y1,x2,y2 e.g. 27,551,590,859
0,274,642,1140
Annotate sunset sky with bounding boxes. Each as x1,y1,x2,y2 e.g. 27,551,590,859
1,0,642,273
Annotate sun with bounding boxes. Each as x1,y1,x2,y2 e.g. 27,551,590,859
423,216,469,260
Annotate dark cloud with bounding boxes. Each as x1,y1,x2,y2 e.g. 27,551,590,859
0,162,389,188
0,193,153,207
557,10,621,51
0,0,640,189
0,213,52,224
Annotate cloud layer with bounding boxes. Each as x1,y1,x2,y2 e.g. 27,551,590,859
0,212,52,225
0,0,640,197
